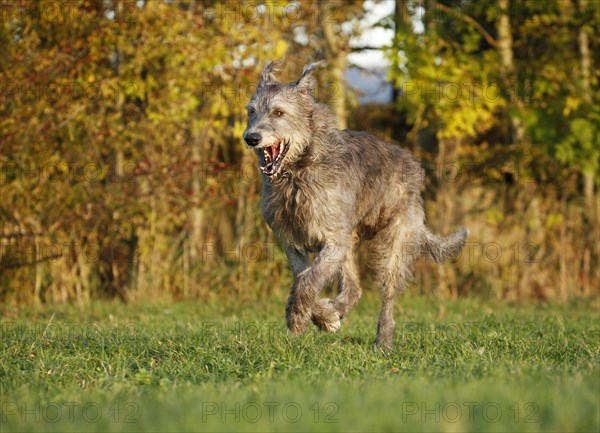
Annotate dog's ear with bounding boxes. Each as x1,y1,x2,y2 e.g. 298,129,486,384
295,61,324,95
258,61,282,88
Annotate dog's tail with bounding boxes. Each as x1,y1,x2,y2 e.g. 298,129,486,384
421,227,468,263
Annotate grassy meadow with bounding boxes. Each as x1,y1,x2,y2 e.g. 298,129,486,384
2,2,599,432
1,293,598,432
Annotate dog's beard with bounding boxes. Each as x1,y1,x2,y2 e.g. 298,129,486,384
260,139,290,178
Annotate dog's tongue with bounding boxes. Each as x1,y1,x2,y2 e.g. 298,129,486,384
269,144,280,161
261,141,285,176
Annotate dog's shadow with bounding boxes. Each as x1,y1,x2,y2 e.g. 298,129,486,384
340,335,369,345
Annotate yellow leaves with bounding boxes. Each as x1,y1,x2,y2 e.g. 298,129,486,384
546,213,564,229
233,120,246,141
437,105,494,140
563,96,581,117
211,103,230,118
274,40,288,58
485,207,504,225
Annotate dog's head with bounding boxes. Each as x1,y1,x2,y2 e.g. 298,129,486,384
243,61,323,179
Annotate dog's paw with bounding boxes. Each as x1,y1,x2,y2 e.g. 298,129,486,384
286,295,312,337
331,298,349,319
312,298,341,333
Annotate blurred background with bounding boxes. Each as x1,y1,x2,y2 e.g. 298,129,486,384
0,0,598,305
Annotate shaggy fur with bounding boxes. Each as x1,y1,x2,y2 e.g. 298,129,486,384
243,61,468,349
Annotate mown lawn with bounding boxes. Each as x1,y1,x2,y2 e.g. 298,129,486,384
1,293,599,432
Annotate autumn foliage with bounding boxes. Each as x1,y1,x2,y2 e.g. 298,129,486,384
1,0,598,304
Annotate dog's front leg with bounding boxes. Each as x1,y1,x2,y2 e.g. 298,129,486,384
286,242,346,336
284,245,312,336
285,244,310,277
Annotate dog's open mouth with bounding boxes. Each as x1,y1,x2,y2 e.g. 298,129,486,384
260,140,290,177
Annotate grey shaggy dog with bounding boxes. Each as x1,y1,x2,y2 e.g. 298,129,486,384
243,61,468,349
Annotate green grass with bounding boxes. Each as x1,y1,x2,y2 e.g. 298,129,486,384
1,294,598,432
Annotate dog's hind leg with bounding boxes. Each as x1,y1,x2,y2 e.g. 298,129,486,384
372,222,419,350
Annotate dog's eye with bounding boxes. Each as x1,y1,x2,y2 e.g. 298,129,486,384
248,107,256,116
273,110,284,117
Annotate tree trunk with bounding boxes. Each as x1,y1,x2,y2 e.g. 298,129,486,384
497,0,524,144
319,0,348,129
392,0,412,103
497,0,514,75
577,0,594,205
395,0,411,32
424,0,436,33
577,0,596,296
436,137,461,299
497,0,517,139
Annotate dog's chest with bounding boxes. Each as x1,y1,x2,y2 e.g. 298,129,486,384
262,180,329,248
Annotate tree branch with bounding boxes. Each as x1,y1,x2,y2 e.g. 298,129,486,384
433,1,498,48
350,46,384,52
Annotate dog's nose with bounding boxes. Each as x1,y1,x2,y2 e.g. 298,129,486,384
244,132,262,147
